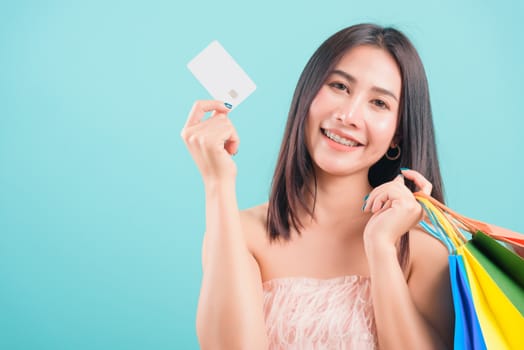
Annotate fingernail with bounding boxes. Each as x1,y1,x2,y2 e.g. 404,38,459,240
400,167,409,171
224,102,233,109
362,194,369,211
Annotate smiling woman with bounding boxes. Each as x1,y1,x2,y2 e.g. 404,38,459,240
181,23,453,349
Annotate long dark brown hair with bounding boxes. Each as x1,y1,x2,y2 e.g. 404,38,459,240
267,23,444,269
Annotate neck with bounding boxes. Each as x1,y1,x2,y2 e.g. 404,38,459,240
301,169,373,234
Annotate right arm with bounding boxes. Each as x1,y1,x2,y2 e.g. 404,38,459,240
180,100,268,350
199,183,268,350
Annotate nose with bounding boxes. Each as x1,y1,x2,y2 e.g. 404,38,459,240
336,96,365,127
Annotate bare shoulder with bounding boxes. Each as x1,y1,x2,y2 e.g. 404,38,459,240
239,202,268,232
240,203,270,254
240,203,268,224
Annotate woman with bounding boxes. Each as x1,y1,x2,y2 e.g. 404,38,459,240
181,23,454,349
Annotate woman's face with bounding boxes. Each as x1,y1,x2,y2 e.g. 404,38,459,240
305,45,402,177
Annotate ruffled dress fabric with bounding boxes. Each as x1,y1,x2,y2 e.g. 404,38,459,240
262,276,378,350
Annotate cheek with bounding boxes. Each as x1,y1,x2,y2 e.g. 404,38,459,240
308,97,321,119
309,86,335,116
307,89,329,137
304,114,316,151
368,116,398,146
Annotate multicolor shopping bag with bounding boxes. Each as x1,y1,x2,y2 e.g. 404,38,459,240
415,192,524,350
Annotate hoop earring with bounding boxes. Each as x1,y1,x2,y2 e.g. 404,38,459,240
385,145,401,161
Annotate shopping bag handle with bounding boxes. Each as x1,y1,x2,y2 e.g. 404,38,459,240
414,192,524,248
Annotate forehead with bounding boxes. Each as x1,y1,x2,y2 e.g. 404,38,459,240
332,45,402,94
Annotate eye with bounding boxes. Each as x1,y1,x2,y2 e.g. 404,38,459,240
372,99,389,110
328,82,349,93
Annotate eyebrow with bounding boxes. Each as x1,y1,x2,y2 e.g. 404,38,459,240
330,69,399,102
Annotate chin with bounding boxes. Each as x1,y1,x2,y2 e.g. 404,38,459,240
313,159,363,177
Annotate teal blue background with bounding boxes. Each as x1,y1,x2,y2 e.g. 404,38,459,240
1,0,523,349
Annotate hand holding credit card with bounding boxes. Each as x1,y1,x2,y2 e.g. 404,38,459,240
187,40,256,110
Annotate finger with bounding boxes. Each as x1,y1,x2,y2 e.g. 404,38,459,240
183,114,234,153
394,173,405,184
184,100,231,129
209,112,239,154
223,118,240,155
206,116,240,155
382,199,393,211
211,111,228,121
400,168,432,195
363,178,397,212
363,189,385,213
371,192,390,213
224,136,239,155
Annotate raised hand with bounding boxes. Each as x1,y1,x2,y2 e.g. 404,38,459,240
362,169,433,251
180,100,240,186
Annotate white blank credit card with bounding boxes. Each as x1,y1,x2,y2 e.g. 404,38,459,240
187,40,256,110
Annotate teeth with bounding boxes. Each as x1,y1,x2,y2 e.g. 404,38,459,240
323,129,359,147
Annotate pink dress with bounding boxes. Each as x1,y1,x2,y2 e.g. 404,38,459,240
262,275,378,349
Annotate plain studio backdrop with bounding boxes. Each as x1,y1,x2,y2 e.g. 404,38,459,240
1,0,522,349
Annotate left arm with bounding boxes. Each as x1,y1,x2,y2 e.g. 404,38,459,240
362,171,454,350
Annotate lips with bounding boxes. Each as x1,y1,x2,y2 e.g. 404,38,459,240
321,128,362,147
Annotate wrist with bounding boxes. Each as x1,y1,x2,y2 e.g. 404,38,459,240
364,237,398,264
204,178,236,197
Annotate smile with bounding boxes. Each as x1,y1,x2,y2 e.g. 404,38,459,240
321,129,361,147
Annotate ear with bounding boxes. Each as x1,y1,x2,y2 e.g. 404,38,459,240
391,132,402,147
